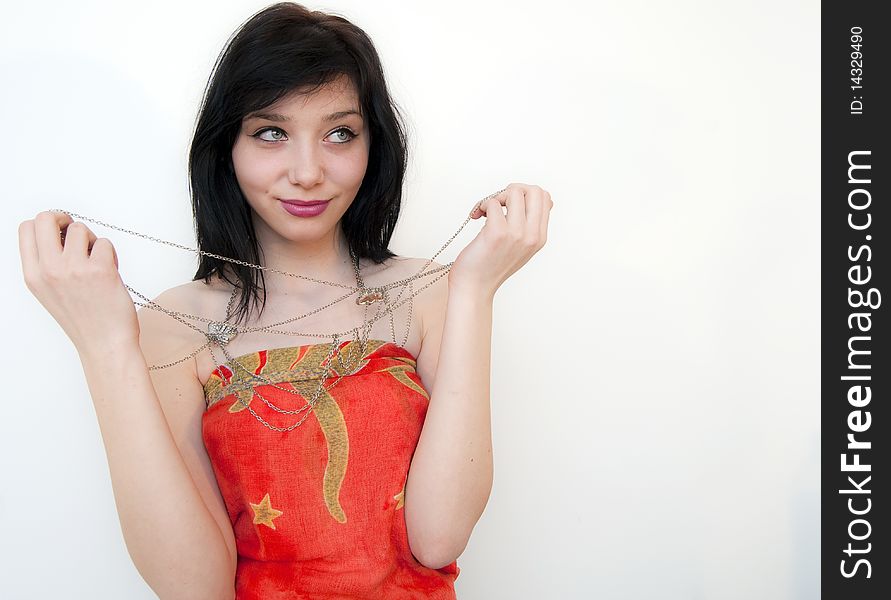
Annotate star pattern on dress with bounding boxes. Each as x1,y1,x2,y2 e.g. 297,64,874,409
250,492,284,529
394,486,405,510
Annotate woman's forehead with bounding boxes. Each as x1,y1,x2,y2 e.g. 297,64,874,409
247,79,361,120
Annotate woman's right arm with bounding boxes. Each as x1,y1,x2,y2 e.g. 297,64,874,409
19,212,236,599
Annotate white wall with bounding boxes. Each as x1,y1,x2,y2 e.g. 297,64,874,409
0,1,820,598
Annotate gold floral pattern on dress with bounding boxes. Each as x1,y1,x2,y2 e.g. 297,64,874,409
394,484,406,510
375,361,429,400
203,339,426,525
203,339,383,411
288,377,350,523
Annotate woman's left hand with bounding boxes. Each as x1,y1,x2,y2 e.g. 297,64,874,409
448,182,553,298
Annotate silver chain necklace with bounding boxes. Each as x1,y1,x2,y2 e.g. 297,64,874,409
50,188,504,432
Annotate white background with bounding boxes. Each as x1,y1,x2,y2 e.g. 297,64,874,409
0,1,820,598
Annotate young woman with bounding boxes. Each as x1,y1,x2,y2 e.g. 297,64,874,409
18,2,552,598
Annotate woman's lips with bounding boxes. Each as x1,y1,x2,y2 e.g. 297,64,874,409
279,199,331,217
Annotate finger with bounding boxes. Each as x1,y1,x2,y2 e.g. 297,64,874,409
18,220,39,282
34,210,73,262
470,187,507,219
524,188,544,243
90,237,119,270
479,195,508,232
62,221,99,257
539,191,552,243
504,185,527,232
477,189,509,215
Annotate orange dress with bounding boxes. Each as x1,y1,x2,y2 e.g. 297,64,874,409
202,339,460,599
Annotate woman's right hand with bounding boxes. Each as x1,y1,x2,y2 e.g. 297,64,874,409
18,210,141,356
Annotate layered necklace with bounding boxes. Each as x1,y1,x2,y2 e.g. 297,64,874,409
51,188,503,431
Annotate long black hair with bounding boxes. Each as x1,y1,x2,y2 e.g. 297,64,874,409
188,2,408,326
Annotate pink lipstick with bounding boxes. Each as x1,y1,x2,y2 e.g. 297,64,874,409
279,199,330,218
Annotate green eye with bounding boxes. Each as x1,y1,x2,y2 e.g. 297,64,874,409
252,127,286,142
329,127,358,143
250,126,358,144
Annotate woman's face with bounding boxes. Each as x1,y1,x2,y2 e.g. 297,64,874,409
231,75,371,248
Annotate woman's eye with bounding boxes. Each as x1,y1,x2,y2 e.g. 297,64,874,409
251,126,358,144
253,127,286,142
328,127,358,143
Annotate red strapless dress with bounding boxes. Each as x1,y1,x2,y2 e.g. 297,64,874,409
202,339,459,599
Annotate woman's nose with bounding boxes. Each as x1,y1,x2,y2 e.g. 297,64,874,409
287,142,324,188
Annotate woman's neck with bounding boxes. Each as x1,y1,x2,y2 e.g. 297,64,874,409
254,232,356,300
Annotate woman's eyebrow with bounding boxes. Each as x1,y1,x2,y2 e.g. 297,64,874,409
244,109,363,123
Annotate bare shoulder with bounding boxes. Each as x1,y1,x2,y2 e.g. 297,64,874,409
382,256,449,389
405,257,448,329
372,255,449,327
135,277,222,374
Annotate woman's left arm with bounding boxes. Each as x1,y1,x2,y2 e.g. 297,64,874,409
405,183,553,570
